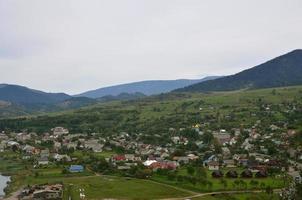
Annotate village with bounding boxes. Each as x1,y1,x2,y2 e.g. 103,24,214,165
0,113,301,200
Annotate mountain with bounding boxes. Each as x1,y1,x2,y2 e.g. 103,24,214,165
175,50,302,92
0,84,70,105
77,76,220,98
56,97,98,109
0,84,97,118
98,92,146,102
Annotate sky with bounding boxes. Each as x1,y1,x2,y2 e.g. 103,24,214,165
0,0,302,95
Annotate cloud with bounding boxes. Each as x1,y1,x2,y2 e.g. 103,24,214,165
0,0,302,94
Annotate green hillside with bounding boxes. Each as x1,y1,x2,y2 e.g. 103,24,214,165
175,50,302,92
1,85,302,136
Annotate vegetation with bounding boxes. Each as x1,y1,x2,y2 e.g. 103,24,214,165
176,49,302,92
1,85,301,137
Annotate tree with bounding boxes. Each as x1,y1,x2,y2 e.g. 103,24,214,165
260,182,266,190
62,168,69,174
187,165,195,176
265,186,273,195
233,180,240,189
177,175,184,182
249,180,259,189
220,178,228,190
196,166,207,179
167,171,176,181
96,157,109,172
207,181,213,190
239,180,247,189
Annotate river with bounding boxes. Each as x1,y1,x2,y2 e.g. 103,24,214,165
0,174,10,197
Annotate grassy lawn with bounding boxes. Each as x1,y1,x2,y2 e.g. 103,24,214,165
4,162,190,200
65,176,190,200
94,151,116,158
71,150,116,159
192,193,280,200
0,152,25,174
23,176,190,200
152,167,286,193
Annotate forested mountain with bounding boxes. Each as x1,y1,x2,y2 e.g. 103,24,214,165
175,50,302,92
77,76,220,98
0,84,70,104
0,84,97,118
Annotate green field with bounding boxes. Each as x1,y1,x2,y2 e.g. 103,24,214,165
23,175,191,200
192,193,279,200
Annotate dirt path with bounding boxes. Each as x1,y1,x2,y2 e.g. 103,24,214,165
159,189,282,200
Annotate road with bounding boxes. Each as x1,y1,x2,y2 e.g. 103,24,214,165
159,189,282,200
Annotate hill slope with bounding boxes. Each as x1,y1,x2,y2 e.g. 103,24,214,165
0,84,70,104
77,76,220,98
175,50,302,92
0,84,98,118
1,85,301,134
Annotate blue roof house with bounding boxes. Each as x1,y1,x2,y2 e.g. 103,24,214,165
69,165,84,173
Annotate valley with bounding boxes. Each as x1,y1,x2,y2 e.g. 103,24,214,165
0,85,301,199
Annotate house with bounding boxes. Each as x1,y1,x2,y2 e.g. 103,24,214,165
187,154,199,160
54,142,62,150
7,141,20,148
53,154,71,162
0,133,9,140
19,184,63,200
84,139,103,152
203,155,218,166
37,157,49,165
23,145,35,154
213,132,231,145
207,161,220,171
149,161,178,171
117,165,131,170
160,152,170,159
221,147,231,158
0,141,6,152
52,127,69,137
125,154,135,161
238,159,249,167
143,160,157,167
171,136,180,144
66,142,77,149
223,159,236,168
113,155,126,162
16,132,31,142
173,156,190,164
40,149,50,158
241,139,253,150
33,190,62,200
69,165,84,173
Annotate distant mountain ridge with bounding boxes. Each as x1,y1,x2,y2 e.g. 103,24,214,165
175,49,302,92
0,84,97,118
0,84,70,104
77,76,220,98
98,92,146,102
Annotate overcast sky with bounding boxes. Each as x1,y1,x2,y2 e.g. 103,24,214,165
0,0,302,94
